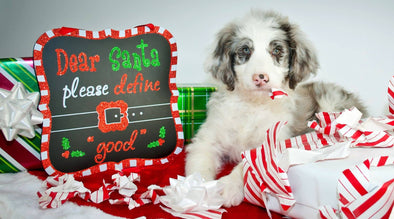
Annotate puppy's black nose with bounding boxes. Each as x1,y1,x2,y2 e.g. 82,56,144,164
257,73,269,82
253,73,269,86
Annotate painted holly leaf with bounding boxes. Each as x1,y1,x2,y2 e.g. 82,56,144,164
147,126,167,148
62,137,71,150
148,141,159,148
71,150,86,157
159,126,166,139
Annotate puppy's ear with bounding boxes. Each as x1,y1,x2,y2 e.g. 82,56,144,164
205,24,237,91
280,20,319,89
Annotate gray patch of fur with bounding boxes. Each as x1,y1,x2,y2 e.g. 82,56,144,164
291,82,368,135
256,10,320,89
208,23,241,91
233,38,254,65
268,40,289,65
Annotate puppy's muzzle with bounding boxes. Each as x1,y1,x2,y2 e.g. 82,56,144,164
253,73,269,87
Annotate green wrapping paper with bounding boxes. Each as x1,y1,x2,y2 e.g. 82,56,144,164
177,86,217,144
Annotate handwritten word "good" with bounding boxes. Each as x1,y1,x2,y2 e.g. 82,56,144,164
94,130,138,164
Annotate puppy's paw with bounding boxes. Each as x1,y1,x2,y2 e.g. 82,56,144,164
218,174,244,207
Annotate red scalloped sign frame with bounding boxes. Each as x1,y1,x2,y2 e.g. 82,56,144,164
33,25,184,178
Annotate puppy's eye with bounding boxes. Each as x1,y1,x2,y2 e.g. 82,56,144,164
242,46,251,55
235,44,252,64
272,48,281,56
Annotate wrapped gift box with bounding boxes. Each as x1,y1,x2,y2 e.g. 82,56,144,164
0,57,217,173
242,110,394,218
0,57,42,173
177,86,217,144
266,147,394,218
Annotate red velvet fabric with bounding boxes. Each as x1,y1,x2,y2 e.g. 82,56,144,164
29,151,283,219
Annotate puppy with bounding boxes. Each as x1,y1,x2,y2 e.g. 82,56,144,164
185,10,367,207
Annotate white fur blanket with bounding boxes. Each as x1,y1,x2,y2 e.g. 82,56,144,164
0,172,122,219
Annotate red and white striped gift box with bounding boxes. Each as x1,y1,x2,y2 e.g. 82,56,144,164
337,156,394,219
242,101,394,217
0,57,42,173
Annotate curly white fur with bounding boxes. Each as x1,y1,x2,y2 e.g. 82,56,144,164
185,10,367,207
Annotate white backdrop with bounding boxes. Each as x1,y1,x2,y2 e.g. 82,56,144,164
1,0,394,116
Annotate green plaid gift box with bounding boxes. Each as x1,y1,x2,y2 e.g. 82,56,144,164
177,86,217,144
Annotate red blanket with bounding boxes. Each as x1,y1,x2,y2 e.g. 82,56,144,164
30,151,282,218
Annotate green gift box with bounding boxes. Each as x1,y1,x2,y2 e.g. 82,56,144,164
177,86,217,144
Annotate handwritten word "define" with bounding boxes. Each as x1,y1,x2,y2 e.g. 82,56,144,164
114,73,160,95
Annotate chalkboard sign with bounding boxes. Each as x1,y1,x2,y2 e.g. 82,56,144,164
33,25,184,177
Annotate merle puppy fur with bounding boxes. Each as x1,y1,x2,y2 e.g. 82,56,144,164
185,10,367,207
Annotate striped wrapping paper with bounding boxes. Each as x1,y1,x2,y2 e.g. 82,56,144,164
38,171,226,219
320,156,394,219
388,76,394,114
38,171,144,209
337,156,394,219
308,108,394,148
242,108,394,218
242,121,295,212
0,57,42,173
269,88,288,100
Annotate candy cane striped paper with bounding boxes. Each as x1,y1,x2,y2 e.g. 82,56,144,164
269,88,288,100
308,107,394,148
388,76,394,114
242,107,394,217
319,205,338,219
338,156,394,219
37,174,91,209
38,171,226,219
278,128,343,153
308,111,342,136
108,196,152,210
38,171,142,209
242,121,295,212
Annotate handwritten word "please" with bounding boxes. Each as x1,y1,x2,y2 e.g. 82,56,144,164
62,77,109,108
